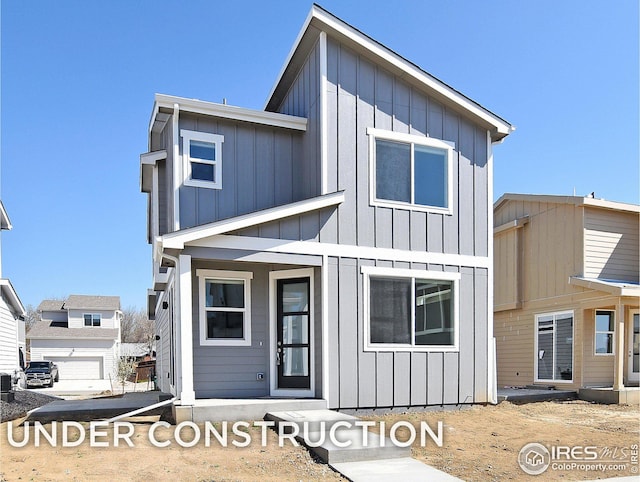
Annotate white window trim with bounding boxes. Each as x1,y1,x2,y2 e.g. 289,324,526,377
361,265,460,352
181,129,224,189
196,269,253,347
594,310,615,356
534,310,574,384
367,127,454,215
83,313,101,327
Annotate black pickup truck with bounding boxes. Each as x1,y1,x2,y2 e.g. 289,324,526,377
25,361,59,388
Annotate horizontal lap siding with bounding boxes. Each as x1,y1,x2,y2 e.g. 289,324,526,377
191,261,270,398
584,208,639,282
0,300,18,373
327,256,488,409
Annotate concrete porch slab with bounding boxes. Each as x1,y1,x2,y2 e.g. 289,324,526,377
497,387,577,403
579,387,640,405
181,398,327,423
331,457,463,481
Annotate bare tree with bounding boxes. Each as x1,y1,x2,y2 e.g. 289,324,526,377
24,304,40,332
133,317,156,355
120,307,155,353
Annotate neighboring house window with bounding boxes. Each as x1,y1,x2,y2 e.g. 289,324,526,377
197,269,253,346
535,311,573,382
84,314,101,327
181,129,224,189
367,128,454,213
362,266,460,352
595,310,614,355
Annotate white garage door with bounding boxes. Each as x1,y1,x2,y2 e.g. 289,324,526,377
48,357,103,380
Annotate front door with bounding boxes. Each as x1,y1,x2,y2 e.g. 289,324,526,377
629,310,639,384
276,278,311,389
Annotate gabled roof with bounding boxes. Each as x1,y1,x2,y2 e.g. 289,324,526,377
494,193,640,214
38,295,121,312
266,4,514,142
0,201,12,230
0,279,26,317
38,299,65,312
64,295,121,311
27,320,119,340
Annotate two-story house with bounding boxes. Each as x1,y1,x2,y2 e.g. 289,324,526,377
0,201,27,380
141,5,513,420
494,193,639,403
28,295,122,380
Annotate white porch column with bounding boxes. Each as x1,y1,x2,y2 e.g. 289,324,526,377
613,302,625,390
178,254,196,404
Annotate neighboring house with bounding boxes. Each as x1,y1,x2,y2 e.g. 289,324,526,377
0,201,27,379
28,295,122,380
494,194,639,401
120,342,153,361
140,5,513,416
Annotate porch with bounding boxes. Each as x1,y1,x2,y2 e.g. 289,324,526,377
173,397,327,423
579,386,640,405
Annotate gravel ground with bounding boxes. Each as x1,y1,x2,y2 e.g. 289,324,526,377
0,390,59,422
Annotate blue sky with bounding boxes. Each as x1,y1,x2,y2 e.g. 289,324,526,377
1,0,638,311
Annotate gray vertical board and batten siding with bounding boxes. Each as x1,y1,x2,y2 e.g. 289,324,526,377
175,114,312,231
267,37,491,408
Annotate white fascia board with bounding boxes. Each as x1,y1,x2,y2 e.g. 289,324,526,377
154,94,307,131
266,5,513,140
0,201,12,230
569,276,640,297
493,216,530,235
191,235,491,269
162,191,345,250
0,279,26,317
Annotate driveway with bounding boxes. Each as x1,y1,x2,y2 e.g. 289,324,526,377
27,379,112,398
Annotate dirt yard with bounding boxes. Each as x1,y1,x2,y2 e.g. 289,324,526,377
0,400,638,481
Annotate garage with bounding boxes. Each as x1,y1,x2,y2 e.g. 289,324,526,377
47,356,103,380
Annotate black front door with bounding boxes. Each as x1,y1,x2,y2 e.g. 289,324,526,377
277,277,311,389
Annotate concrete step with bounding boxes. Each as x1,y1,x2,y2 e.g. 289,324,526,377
265,409,410,464
331,457,464,481
187,398,327,423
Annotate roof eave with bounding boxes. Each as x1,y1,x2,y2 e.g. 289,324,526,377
0,279,26,317
265,4,513,140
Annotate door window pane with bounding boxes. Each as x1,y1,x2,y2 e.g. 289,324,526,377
536,313,573,381
282,282,308,312
414,146,447,208
633,314,639,372
555,315,573,380
376,140,411,203
282,347,308,377
369,277,411,344
282,315,308,344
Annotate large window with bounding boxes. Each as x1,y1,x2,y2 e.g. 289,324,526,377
181,129,224,189
535,311,573,382
83,313,101,327
197,269,253,346
362,266,459,351
367,128,453,213
595,310,614,355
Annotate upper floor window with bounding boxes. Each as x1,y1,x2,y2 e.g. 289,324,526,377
367,128,453,214
181,129,224,189
84,313,101,327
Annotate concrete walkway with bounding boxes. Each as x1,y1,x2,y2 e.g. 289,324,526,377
497,387,577,403
26,391,173,423
265,409,462,481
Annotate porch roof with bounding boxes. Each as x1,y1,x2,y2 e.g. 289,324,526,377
160,191,345,251
569,276,640,297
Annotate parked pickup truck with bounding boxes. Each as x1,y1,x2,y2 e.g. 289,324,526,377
25,361,59,388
